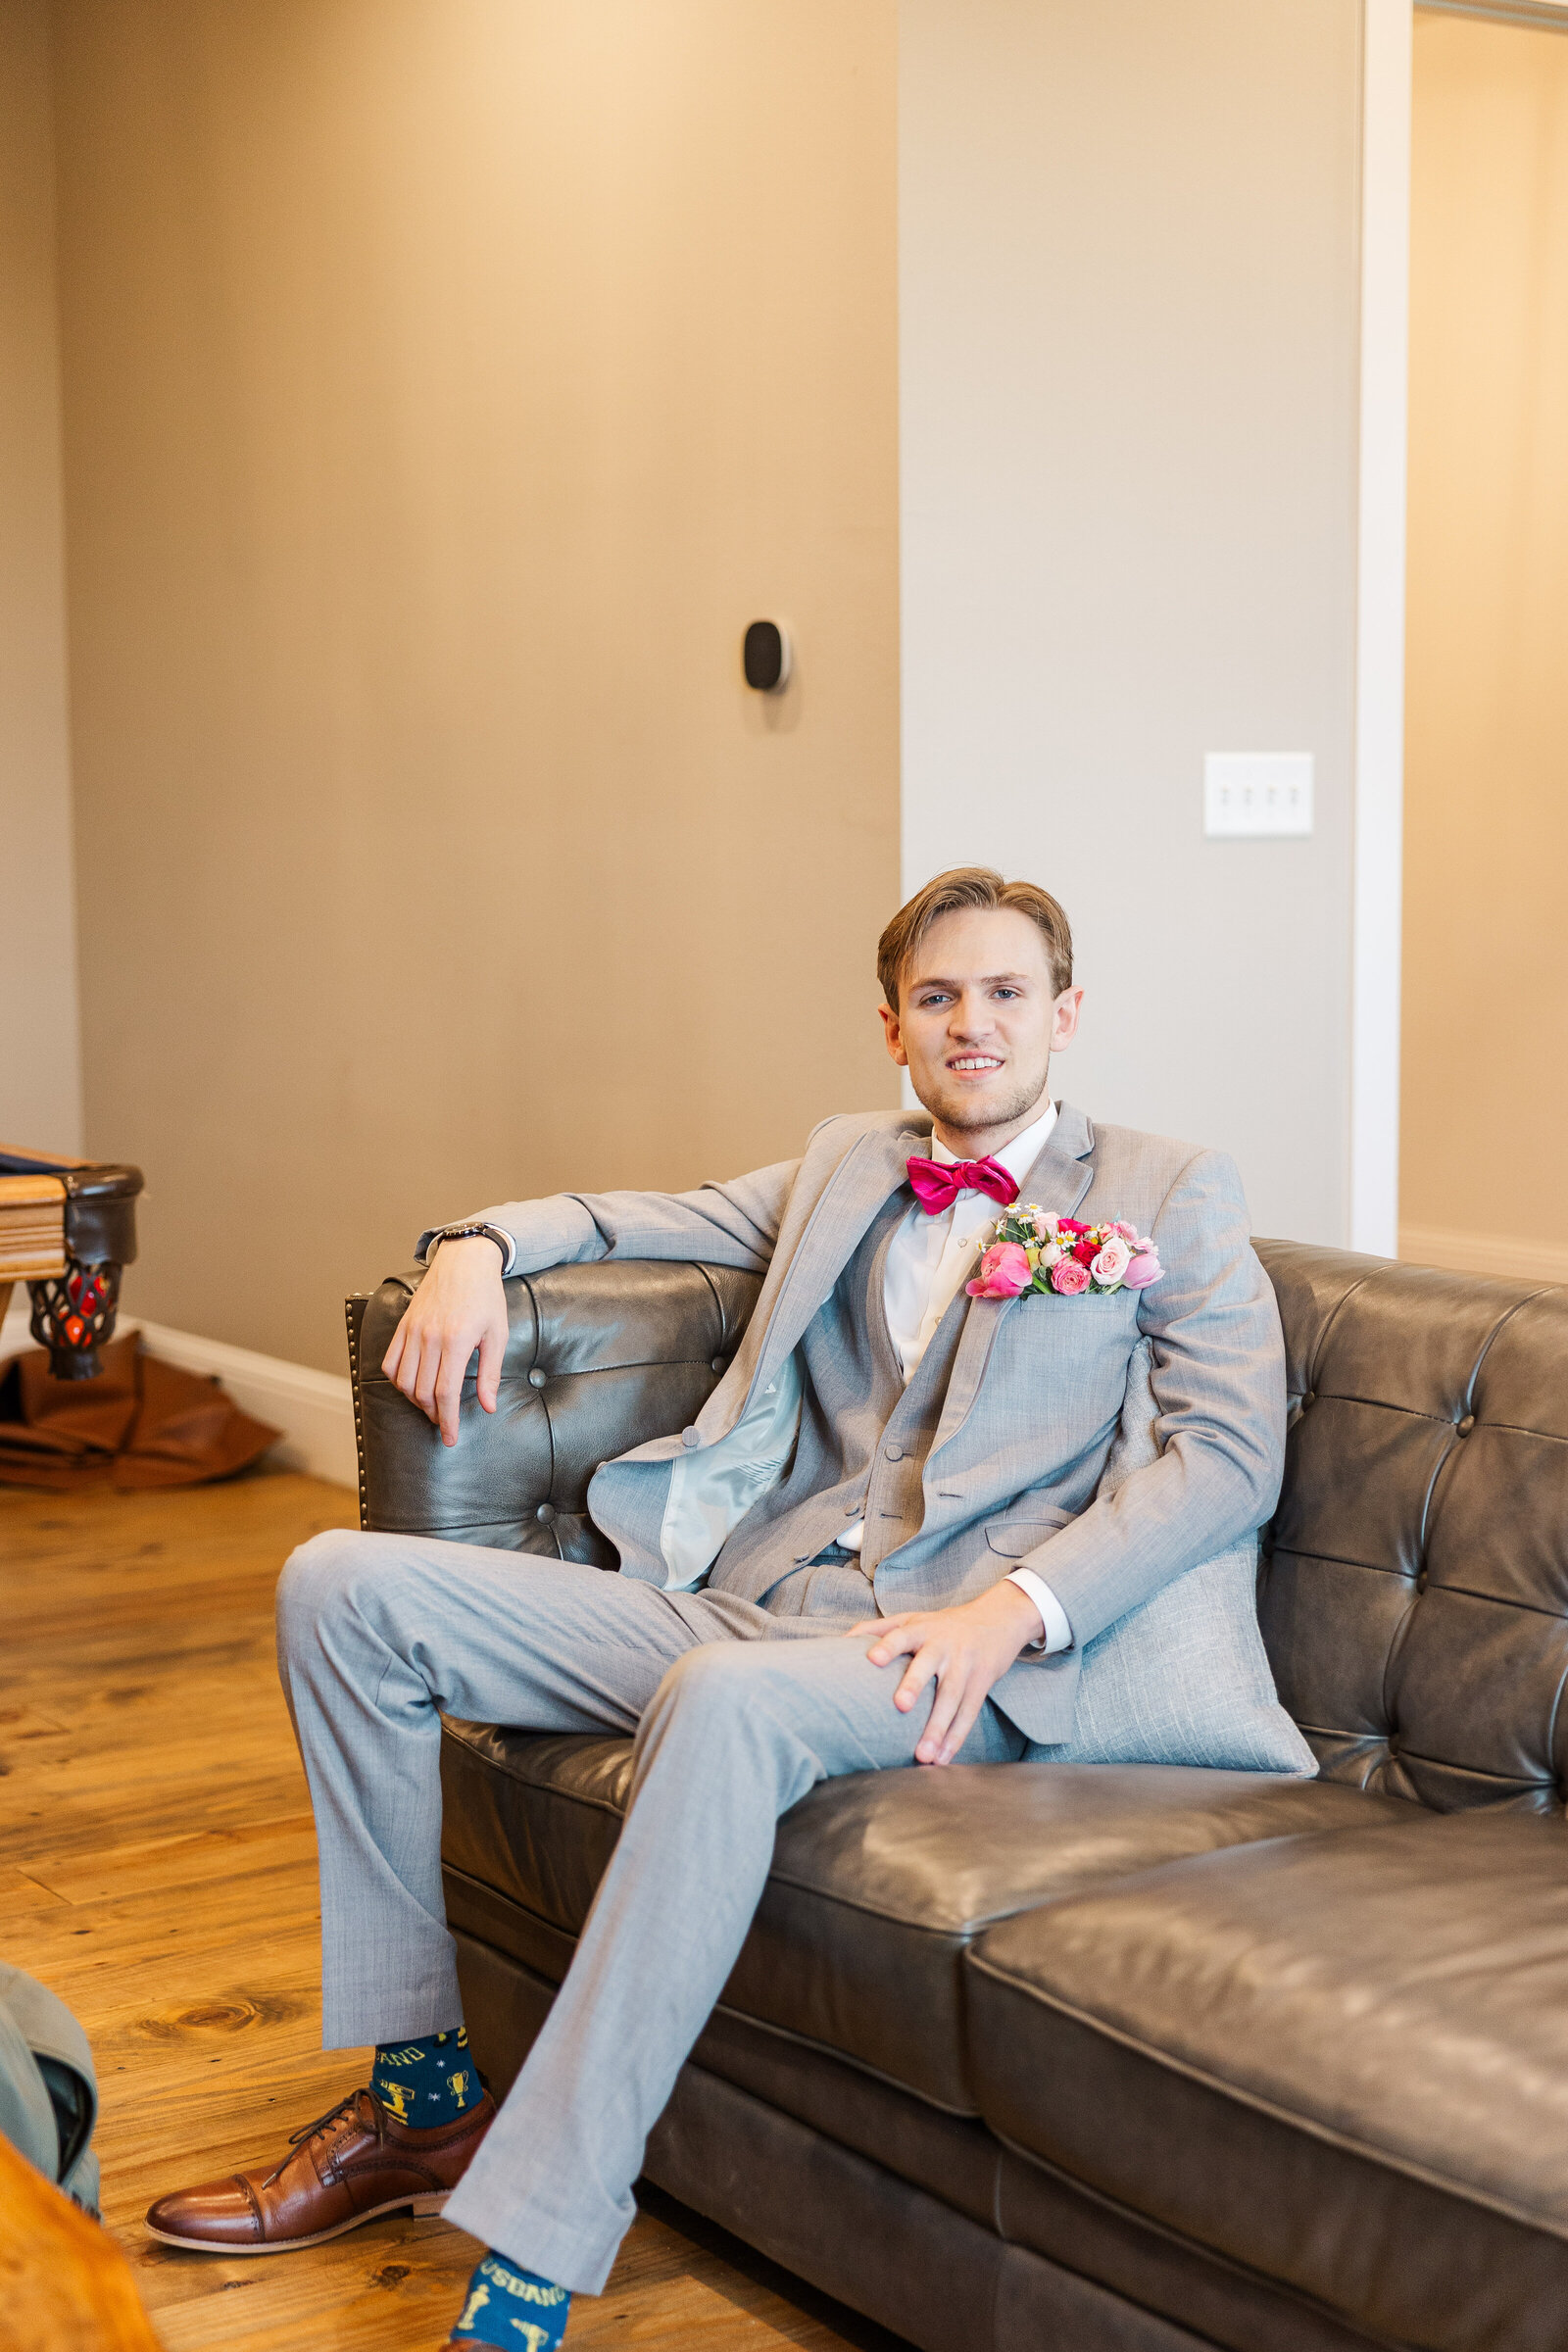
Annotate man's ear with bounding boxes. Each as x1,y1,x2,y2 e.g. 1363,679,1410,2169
878,1002,908,1068
1052,987,1085,1052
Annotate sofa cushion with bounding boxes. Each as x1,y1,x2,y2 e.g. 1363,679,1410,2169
440,1721,1399,2112
966,1809,1568,2352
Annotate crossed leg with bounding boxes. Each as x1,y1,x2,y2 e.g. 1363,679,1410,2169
276,1528,1022,2293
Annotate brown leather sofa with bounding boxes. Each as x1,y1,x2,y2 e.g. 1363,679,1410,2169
345,1241,1568,2352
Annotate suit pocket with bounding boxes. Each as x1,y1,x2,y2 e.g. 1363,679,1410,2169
984,1503,1074,1558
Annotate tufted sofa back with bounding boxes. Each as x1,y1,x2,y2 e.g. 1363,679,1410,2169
349,1240,1568,1819
349,1260,762,1568
1253,1239,1568,1816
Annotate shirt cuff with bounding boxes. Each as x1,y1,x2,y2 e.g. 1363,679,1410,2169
1005,1566,1074,1654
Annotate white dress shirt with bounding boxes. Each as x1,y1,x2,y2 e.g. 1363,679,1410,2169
838,1101,1074,1655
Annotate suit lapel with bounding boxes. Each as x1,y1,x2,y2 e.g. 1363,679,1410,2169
1012,1099,1096,1220
752,1121,928,1392
930,1102,1098,1457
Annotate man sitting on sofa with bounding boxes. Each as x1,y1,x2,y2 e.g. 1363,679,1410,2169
146,865,1287,2351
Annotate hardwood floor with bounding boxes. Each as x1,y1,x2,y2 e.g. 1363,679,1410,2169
0,1470,906,2351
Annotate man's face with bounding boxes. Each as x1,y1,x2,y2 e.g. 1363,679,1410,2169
879,906,1083,1149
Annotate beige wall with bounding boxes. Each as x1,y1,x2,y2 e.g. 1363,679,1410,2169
51,0,900,1373
898,0,1362,1246
1401,10,1568,1273
0,0,81,1152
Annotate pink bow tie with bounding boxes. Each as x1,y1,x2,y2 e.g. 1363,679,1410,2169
906,1153,1020,1215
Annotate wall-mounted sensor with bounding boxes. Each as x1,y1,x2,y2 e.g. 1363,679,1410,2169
743,619,791,693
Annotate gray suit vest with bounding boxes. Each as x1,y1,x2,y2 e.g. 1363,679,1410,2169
710,1185,975,1609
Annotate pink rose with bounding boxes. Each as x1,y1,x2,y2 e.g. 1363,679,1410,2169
966,1241,1033,1299
1090,1238,1131,1287
1051,1256,1091,1296
1122,1250,1163,1290
1111,1220,1138,1243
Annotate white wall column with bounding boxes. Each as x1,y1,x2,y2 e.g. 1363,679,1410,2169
899,0,1376,1247
1349,0,1412,1255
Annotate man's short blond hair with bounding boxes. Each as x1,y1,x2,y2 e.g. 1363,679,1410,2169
877,867,1074,1010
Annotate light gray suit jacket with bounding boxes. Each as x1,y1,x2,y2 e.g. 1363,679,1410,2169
473,1103,1286,1744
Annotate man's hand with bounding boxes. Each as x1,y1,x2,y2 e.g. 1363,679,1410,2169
847,1581,1046,1767
381,1237,509,1447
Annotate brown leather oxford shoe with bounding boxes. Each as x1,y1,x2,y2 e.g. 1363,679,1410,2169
144,2085,495,2253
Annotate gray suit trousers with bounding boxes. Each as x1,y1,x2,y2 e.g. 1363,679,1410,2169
275,1528,1023,2294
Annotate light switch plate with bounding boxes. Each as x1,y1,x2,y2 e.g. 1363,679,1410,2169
1203,753,1313,838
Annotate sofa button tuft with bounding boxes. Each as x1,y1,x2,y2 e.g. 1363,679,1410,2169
710,1356,726,1373
1457,1413,1475,1436
1299,1390,1315,1410
527,1368,547,1389
534,1502,556,1524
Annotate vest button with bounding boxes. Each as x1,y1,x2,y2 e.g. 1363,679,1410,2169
534,1502,556,1524
527,1368,547,1388
884,1443,904,1462
682,1428,702,1447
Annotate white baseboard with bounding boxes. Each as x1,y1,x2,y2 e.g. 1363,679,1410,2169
0,1296,359,1489
1398,1224,1568,1285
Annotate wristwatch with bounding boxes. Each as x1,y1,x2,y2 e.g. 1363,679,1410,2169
424,1221,512,1269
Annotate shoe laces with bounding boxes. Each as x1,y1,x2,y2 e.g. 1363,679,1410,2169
262,2091,364,2187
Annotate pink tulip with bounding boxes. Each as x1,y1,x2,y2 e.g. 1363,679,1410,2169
966,1240,1034,1299
1122,1250,1163,1290
1051,1256,1092,1296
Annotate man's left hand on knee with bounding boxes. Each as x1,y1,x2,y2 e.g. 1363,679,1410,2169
848,1582,1044,1767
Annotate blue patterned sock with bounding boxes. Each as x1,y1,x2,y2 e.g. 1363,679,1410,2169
368,2026,479,2129
450,2251,569,2348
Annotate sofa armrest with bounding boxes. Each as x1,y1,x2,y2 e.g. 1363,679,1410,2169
345,1259,762,1562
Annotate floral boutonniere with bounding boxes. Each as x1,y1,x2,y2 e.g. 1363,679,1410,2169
966,1210,1164,1301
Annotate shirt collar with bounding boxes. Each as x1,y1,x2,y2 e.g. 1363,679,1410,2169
929,1096,1057,1180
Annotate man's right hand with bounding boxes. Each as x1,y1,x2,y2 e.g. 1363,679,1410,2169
381,1237,509,1446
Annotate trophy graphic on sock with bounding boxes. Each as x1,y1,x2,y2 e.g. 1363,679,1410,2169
368,2028,474,2128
